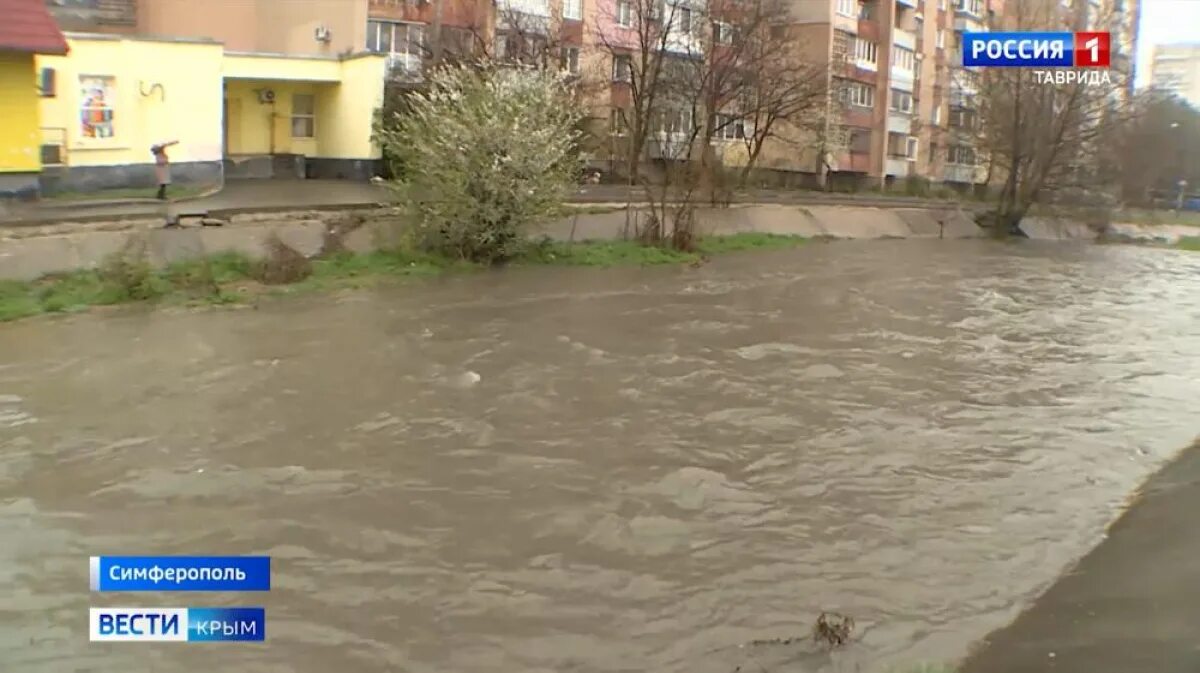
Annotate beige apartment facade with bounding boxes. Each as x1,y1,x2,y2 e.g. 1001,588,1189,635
1151,44,1200,107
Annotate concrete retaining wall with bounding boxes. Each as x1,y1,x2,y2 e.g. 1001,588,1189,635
0,203,1189,282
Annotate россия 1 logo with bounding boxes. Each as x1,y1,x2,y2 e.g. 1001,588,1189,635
963,32,1111,68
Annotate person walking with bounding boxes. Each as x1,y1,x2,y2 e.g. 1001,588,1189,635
151,140,179,200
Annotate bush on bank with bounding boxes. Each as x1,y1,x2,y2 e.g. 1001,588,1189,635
374,63,585,264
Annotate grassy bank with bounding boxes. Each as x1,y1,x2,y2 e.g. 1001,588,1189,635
1179,236,1200,251
0,233,806,323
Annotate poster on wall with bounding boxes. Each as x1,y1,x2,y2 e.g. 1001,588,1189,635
80,76,115,139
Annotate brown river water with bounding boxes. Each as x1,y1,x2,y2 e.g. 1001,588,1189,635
1,240,1198,673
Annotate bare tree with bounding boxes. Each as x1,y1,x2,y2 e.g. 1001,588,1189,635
974,0,1135,235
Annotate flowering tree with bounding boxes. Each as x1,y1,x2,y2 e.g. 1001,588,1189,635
375,63,585,262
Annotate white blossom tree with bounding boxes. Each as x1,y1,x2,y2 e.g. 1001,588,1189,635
375,63,585,262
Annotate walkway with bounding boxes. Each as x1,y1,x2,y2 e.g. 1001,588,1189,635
959,439,1200,673
0,179,982,226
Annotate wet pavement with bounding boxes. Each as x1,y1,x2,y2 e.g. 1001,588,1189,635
0,240,1198,672
0,180,980,225
960,438,1200,673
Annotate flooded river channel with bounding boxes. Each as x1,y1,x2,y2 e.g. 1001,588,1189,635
1,240,1198,673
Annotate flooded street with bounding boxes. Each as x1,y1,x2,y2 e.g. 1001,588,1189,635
1,240,1198,673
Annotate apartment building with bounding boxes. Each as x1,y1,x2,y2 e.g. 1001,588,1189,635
1151,43,1200,107
367,0,496,82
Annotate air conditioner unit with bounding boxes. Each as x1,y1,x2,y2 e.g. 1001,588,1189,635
258,89,276,104
314,26,332,43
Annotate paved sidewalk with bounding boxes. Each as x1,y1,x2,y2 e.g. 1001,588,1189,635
0,179,982,226
959,439,1200,673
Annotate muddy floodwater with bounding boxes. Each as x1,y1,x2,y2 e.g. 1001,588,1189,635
1,240,1199,673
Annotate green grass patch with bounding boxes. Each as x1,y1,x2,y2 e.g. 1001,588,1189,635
0,233,808,324
696,232,807,254
1177,236,1200,251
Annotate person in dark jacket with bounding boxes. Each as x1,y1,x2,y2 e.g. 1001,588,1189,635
151,140,179,200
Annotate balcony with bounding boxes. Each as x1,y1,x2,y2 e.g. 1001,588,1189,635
896,0,918,7
887,112,913,133
949,86,977,107
954,14,985,31
944,163,980,183
893,27,916,51
886,157,913,176
891,71,915,91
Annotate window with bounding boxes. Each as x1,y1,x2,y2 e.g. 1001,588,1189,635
849,129,871,153
906,136,919,159
833,30,853,63
677,6,692,34
39,67,56,97
842,81,875,108
854,38,878,69
714,21,733,44
936,28,945,48
892,45,915,71
836,0,855,16
79,75,116,139
564,0,583,20
562,46,580,74
291,93,315,138
947,144,976,164
938,0,947,9
617,0,632,26
713,113,746,140
613,53,632,81
933,103,943,124
949,106,977,129
956,0,981,14
888,132,910,157
610,108,627,135
890,89,914,113
368,20,426,73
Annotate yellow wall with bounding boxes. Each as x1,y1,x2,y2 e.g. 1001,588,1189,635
36,35,384,167
223,79,322,157
37,36,225,167
0,53,41,173
316,55,385,159
226,53,384,159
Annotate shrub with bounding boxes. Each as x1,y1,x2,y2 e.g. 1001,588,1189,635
374,62,585,264
253,234,313,285
98,237,167,301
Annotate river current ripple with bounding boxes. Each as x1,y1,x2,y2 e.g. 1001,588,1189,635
0,240,1197,673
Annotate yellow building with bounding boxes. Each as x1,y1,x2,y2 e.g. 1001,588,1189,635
0,0,69,198
34,33,386,194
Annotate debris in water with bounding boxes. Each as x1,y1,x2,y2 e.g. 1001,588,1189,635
812,612,854,648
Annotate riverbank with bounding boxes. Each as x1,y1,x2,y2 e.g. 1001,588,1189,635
958,438,1200,673
0,232,806,323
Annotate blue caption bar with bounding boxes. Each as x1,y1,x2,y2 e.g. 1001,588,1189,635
89,607,266,642
963,32,1074,67
90,556,271,592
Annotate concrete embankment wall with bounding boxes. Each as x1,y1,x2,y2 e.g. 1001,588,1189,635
0,203,1184,282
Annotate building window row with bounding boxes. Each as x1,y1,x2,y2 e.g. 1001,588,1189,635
890,89,914,114
892,45,915,72
855,37,878,69
947,144,976,165
842,81,875,108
